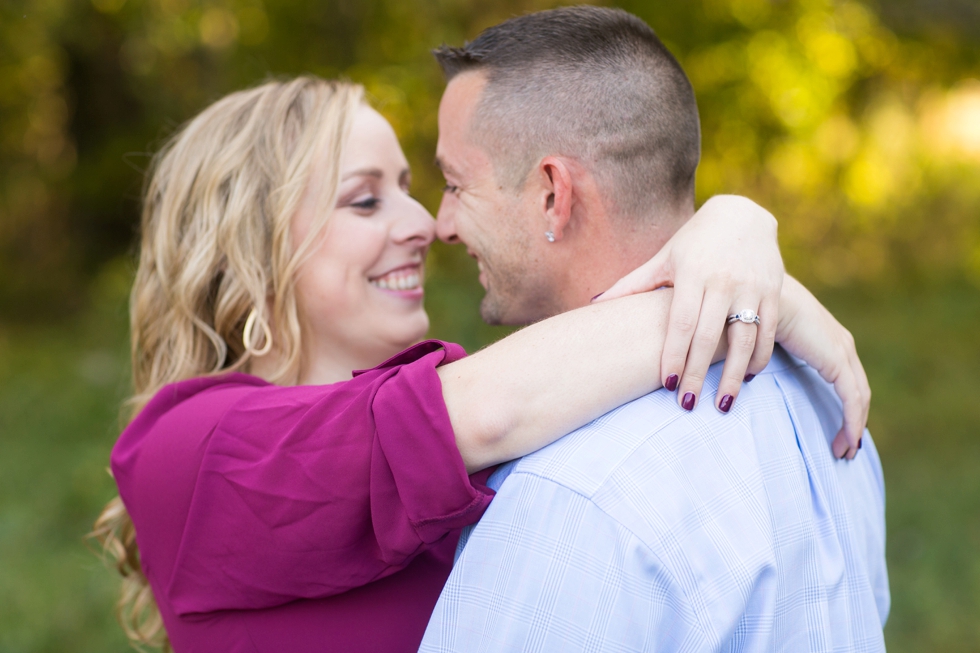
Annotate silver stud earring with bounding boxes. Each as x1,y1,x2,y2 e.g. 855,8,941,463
545,231,556,243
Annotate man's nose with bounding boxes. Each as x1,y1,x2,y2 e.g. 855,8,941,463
435,195,460,244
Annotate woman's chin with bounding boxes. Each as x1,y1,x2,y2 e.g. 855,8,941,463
386,314,431,353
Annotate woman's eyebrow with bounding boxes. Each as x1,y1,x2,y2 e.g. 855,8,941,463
341,167,384,181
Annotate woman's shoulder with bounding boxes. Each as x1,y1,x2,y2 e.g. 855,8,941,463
137,373,269,429
153,371,269,399
111,373,268,470
111,340,466,479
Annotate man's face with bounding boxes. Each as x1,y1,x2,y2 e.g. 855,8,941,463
435,72,557,325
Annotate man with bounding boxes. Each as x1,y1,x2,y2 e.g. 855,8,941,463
420,6,888,652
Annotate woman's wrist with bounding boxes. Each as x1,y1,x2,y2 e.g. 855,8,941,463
775,273,805,344
776,274,802,342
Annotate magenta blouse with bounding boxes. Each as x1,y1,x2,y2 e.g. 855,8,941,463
111,340,495,653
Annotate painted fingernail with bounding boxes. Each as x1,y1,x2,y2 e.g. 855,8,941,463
665,374,679,392
858,438,863,450
744,374,756,382
590,292,604,302
719,394,734,413
682,392,696,411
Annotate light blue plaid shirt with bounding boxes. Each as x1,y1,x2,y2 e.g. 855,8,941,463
421,348,889,652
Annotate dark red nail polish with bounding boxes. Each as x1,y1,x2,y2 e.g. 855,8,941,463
682,392,696,411
719,394,734,413
665,374,679,392
590,292,604,302
744,374,756,382
858,438,863,450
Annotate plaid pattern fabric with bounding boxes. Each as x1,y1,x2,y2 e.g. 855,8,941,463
421,348,888,653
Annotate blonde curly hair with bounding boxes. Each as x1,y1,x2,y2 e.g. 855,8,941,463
91,76,364,650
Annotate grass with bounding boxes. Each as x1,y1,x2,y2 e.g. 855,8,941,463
0,272,977,651
819,284,980,651
0,267,132,653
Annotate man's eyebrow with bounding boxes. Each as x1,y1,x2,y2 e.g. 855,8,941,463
434,157,455,175
341,167,384,181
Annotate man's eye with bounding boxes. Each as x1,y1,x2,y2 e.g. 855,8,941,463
443,184,459,195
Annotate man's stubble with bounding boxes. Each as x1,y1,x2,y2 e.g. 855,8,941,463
478,248,564,326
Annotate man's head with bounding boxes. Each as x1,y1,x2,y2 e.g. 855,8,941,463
434,6,700,324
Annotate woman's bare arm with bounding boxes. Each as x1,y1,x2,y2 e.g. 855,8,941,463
440,290,676,473
442,273,869,473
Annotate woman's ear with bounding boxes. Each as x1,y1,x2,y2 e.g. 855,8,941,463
538,156,574,241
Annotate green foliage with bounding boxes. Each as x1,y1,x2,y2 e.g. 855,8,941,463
0,0,978,318
1,1,978,651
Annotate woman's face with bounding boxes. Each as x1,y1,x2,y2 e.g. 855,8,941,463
291,105,435,382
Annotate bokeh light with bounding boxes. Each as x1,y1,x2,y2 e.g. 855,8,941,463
0,1,977,651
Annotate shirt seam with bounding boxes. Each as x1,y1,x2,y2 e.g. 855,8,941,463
501,469,713,643
508,397,711,498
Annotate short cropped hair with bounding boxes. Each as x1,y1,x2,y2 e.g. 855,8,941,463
434,6,700,218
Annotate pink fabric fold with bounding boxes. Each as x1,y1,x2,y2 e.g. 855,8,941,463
110,340,494,652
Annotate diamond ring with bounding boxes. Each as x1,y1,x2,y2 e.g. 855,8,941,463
727,309,761,326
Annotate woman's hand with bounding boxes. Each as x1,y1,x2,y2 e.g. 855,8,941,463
775,276,871,460
591,193,870,460
594,195,783,412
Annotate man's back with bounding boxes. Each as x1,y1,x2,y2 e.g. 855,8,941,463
421,348,888,652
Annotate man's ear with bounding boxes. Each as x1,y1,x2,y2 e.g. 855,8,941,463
538,156,574,241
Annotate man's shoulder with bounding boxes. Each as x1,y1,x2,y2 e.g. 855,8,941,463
497,347,833,508
505,384,689,496
456,349,889,646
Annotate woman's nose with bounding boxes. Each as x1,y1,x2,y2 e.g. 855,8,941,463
391,196,436,247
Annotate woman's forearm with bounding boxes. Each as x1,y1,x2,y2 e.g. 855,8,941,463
442,272,870,473
439,290,680,472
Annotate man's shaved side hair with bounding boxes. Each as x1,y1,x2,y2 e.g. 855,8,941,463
434,5,701,219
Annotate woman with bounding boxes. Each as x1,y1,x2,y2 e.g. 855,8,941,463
95,77,867,652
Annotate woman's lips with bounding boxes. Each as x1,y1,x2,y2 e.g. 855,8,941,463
369,265,424,299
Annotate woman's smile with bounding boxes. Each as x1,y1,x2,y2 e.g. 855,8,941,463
368,263,425,299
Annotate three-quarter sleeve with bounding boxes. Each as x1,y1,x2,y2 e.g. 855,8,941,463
116,341,494,616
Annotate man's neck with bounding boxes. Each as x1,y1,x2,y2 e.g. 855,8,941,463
553,206,692,312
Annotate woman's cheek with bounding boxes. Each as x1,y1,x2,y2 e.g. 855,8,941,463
303,264,350,325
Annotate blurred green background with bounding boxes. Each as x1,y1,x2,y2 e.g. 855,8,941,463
1,0,978,651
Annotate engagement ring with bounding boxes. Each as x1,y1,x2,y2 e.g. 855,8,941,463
727,309,761,326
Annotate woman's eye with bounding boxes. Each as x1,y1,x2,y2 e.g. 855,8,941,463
443,184,459,195
350,196,380,211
